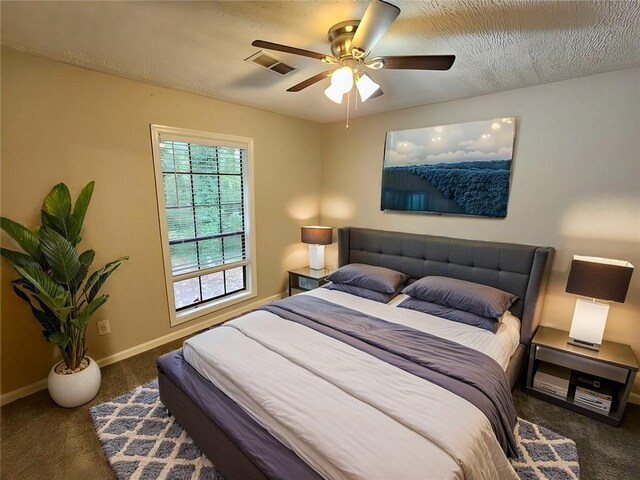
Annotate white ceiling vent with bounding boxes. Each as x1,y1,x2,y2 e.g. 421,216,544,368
245,51,297,76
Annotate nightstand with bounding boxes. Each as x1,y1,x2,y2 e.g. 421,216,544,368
526,326,638,426
288,267,331,296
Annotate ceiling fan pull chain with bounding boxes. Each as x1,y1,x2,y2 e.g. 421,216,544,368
346,89,350,130
355,84,359,113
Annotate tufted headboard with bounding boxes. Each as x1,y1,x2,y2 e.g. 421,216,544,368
338,227,554,346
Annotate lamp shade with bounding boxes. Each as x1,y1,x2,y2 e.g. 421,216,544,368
330,66,354,94
565,255,634,303
324,84,344,104
355,73,380,103
301,226,332,245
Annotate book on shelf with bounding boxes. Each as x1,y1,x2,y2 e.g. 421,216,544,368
573,375,614,413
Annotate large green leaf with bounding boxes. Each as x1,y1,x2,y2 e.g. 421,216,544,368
42,183,72,222
12,280,59,336
0,217,46,267
14,265,71,320
68,181,95,246
0,248,43,271
14,265,64,298
38,227,81,286
35,293,73,323
48,331,71,349
41,184,76,240
71,249,95,293
71,294,108,331
11,279,32,303
26,290,71,323
78,249,95,266
40,209,75,240
84,256,128,302
40,210,59,231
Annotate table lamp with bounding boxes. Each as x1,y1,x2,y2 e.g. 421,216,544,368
301,226,332,270
565,255,634,351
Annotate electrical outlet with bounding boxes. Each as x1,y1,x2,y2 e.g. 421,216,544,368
97,319,111,336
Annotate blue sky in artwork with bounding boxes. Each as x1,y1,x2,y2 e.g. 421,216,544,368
384,117,516,167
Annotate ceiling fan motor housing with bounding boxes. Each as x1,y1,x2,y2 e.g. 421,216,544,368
328,21,361,60
252,0,454,95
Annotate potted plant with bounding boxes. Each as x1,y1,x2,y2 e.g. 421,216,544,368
1,182,127,407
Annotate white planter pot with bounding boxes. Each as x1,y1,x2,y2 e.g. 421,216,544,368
47,357,101,408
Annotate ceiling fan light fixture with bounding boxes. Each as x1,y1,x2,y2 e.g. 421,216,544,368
366,57,385,69
324,84,344,104
351,47,366,59
356,73,380,102
330,66,354,94
255,0,455,118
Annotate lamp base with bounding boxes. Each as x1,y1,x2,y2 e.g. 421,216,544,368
308,244,325,270
567,337,601,351
568,298,609,352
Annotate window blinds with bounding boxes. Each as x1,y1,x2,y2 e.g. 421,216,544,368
159,139,247,278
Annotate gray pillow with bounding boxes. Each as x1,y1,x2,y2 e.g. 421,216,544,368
402,276,517,318
398,298,500,333
326,263,408,294
323,283,400,303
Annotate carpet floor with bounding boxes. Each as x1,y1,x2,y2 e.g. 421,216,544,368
1,335,638,480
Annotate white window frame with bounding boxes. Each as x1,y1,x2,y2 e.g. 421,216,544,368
150,124,257,326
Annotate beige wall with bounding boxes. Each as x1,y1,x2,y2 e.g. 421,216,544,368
321,67,640,393
1,48,323,395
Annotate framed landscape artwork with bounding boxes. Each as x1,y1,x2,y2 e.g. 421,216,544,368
381,117,516,217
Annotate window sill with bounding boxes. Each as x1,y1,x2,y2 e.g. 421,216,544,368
171,289,257,327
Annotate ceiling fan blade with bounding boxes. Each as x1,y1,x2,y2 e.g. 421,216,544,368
287,70,333,92
380,55,456,70
351,0,401,57
252,40,334,62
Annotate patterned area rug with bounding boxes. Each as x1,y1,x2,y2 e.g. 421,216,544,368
512,419,580,479
91,380,580,480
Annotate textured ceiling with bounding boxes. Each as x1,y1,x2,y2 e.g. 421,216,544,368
2,1,640,123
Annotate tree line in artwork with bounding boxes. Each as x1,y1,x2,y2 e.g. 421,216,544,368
383,160,511,217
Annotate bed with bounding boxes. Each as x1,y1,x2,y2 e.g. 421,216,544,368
157,227,554,480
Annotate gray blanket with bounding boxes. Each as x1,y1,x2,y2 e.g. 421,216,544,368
260,295,518,458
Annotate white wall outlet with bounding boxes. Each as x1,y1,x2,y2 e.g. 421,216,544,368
97,319,111,336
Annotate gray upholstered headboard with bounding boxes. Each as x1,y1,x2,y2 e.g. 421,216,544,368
338,227,554,346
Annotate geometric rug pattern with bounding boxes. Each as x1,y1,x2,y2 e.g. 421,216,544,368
90,380,222,480
91,380,579,480
511,419,580,480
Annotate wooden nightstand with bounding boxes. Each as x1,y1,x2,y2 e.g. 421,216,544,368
526,326,638,426
288,267,332,296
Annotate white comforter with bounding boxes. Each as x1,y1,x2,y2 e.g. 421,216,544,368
183,289,520,480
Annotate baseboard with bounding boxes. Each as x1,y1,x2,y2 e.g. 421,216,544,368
93,291,285,368
0,379,49,407
0,291,286,406
629,392,640,405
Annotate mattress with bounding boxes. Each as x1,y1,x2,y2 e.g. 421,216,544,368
182,289,520,480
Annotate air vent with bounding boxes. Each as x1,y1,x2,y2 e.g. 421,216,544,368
245,51,298,76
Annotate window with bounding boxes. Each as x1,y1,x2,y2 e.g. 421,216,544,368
151,125,256,326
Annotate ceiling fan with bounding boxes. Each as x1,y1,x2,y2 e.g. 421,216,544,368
252,0,455,104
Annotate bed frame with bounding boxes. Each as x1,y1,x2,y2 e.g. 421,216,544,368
337,227,554,387
158,227,554,480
